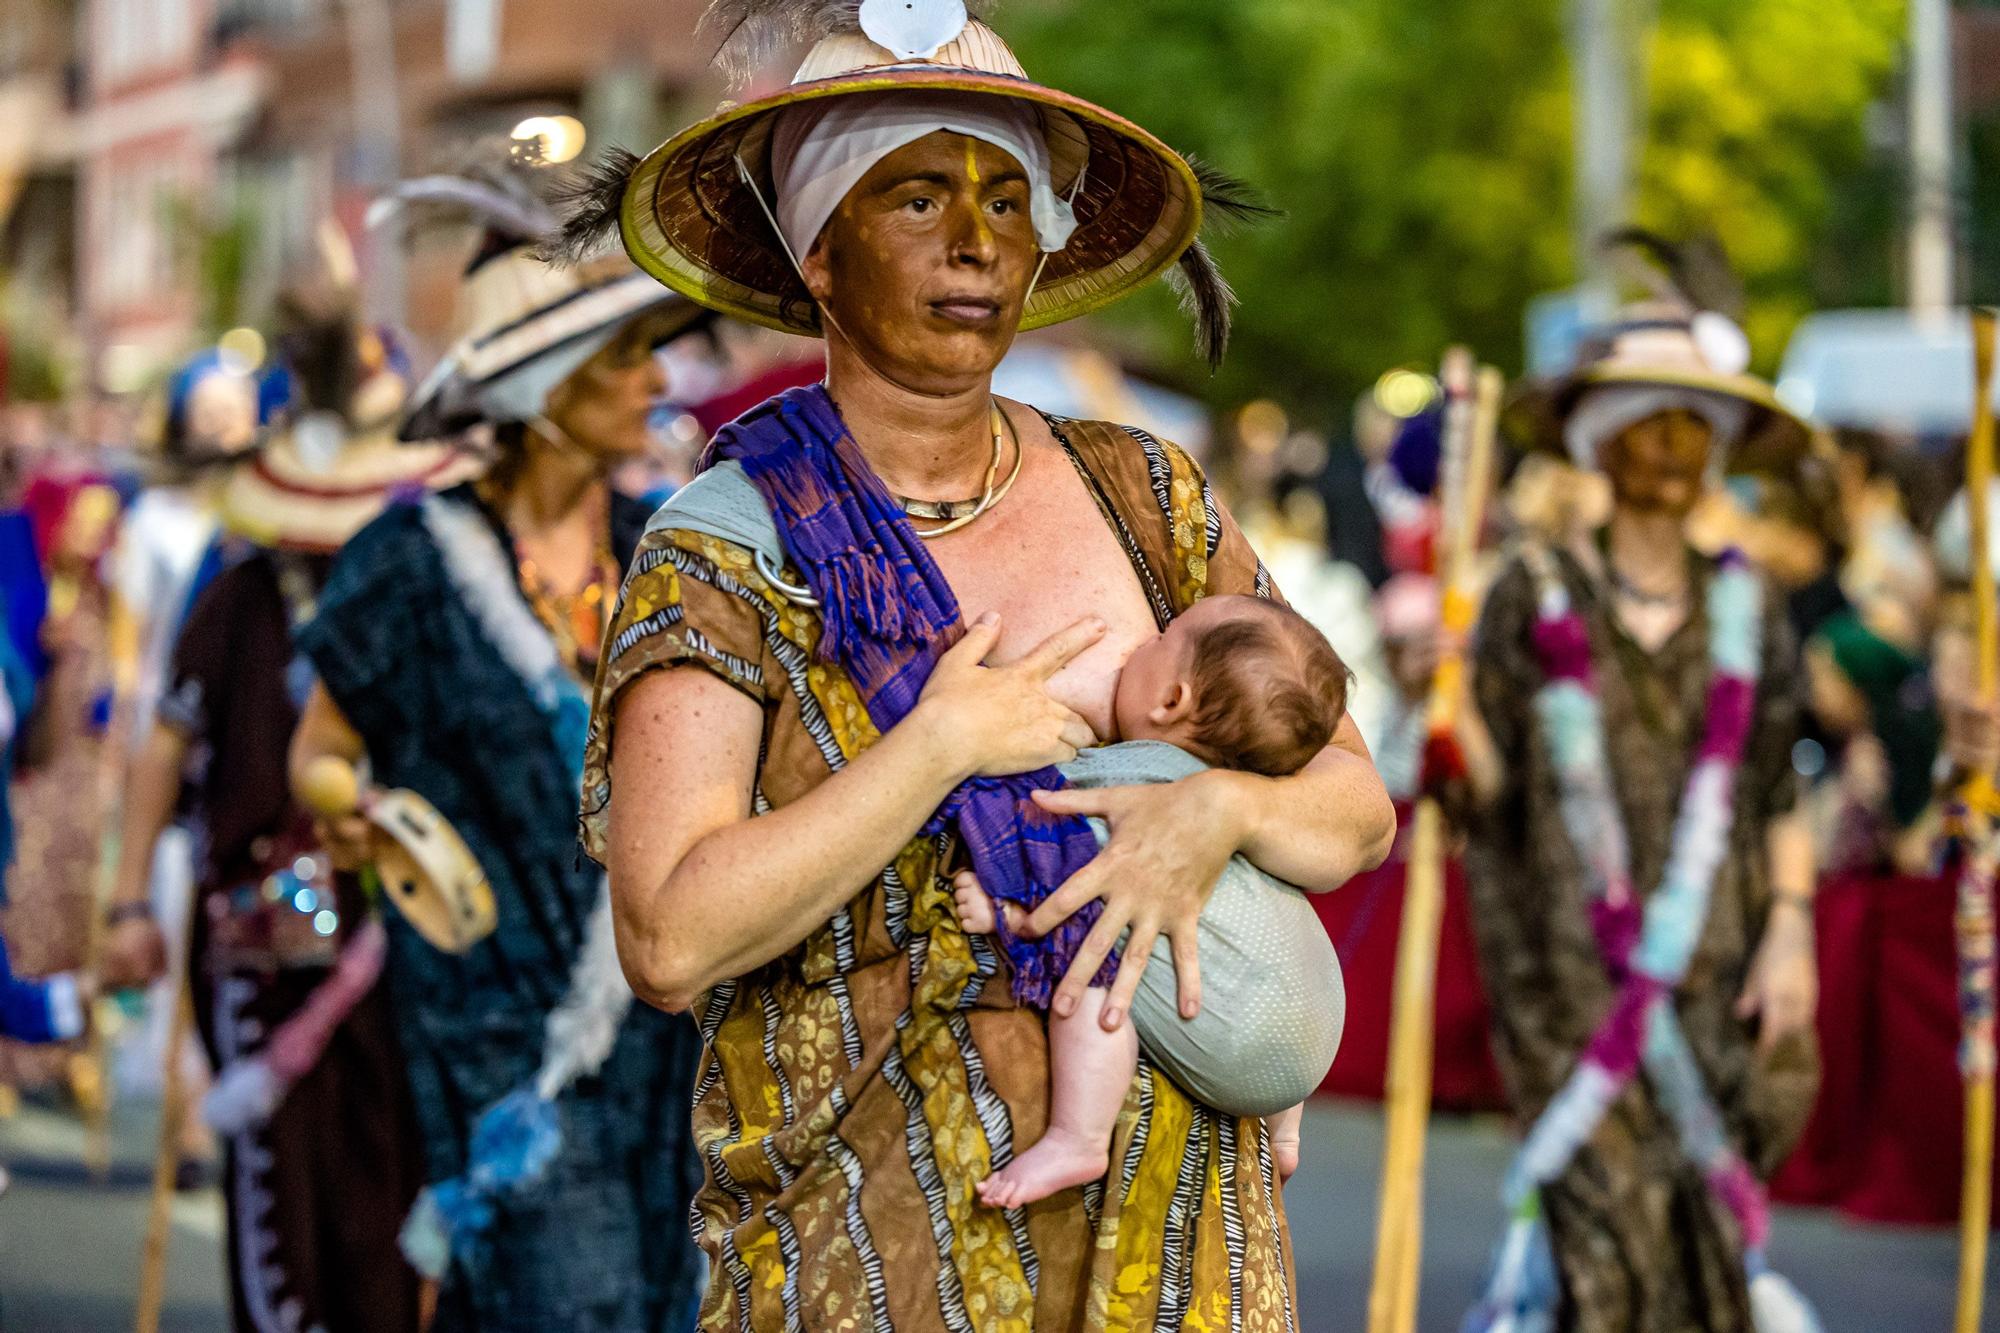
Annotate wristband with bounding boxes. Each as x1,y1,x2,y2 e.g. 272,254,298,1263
104,900,154,927
1771,889,1814,915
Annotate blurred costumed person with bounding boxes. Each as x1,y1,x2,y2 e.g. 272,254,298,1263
569,1,1391,1326
99,278,468,1332
0,548,78,1196
0,470,119,1101
1456,234,1822,1333
104,343,292,1172
285,149,713,1332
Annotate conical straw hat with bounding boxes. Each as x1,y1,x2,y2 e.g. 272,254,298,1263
570,3,1262,364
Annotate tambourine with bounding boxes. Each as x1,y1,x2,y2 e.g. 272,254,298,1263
297,757,497,954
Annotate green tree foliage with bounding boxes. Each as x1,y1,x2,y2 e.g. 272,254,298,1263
1005,0,1906,418
1635,0,1904,360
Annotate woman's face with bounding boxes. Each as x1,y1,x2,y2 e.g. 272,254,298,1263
542,313,672,461
801,132,1040,395
1599,408,1714,518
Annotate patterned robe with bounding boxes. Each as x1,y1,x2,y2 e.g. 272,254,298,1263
582,419,1299,1332
1463,547,1821,1332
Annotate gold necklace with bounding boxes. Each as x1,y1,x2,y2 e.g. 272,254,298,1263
901,403,1024,540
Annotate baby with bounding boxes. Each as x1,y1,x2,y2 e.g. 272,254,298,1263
955,593,1350,1207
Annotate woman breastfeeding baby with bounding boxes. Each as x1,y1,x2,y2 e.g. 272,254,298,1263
594,11,1393,1316
956,593,1350,1205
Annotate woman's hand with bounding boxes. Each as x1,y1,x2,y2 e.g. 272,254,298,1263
911,613,1102,780
1735,899,1818,1056
99,916,167,990
316,812,383,874
1020,770,1246,1030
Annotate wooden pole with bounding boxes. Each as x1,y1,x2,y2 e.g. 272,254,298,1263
1956,307,1999,1333
1365,357,1503,1333
133,974,193,1333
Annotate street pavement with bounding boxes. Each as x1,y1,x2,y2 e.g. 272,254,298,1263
0,1094,1984,1330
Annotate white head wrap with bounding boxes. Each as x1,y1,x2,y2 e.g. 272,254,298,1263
769,91,1078,262
1563,384,1751,471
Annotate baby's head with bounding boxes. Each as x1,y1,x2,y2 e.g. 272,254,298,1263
1114,594,1350,777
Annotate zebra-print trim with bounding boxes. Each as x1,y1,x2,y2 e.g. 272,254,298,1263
1125,423,1175,521
682,626,764,688
704,1096,759,1332
1200,476,1224,559
1219,1116,1247,1333
1120,1064,1156,1197
608,603,684,663
946,1006,1039,1290
879,992,976,1324
659,544,845,772
1254,561,1273,600
759,1199,807,1332
698,980,737,1048
1256,1127,1298,1333
823,956,894,1326
827,1126,895,1329
882,859,913,949
1156,1110,1213,1326
961,919,1002,1009
759,987,797,1126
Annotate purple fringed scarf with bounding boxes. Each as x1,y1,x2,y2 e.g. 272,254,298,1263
703,385,1111,1007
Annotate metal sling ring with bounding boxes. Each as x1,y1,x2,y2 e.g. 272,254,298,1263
754,547,820,608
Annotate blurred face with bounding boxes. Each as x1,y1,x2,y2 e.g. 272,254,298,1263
542,311,673,462
1599,409,1714,517
184,373,259,456
800,132,1039,395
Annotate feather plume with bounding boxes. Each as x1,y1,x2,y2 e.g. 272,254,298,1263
1186,157,1281,233
539,148,643,265
1166,239,1237,372
369,139,558,249
700,0,999,86
1164,158,1277,369
1599,226,1744,319
703,0,858,85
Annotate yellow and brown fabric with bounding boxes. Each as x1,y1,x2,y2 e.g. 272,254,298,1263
582,418,1297,1332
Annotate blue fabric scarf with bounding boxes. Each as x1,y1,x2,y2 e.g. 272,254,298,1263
704,385,1109,1006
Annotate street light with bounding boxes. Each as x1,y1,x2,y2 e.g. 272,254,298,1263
511,115,587,165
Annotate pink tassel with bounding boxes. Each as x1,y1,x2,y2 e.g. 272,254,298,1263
265,918,388,1081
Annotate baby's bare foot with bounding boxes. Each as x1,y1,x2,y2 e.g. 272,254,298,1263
953,875,997,934
977,1129,1108,1209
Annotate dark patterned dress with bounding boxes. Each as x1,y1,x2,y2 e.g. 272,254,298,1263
583,420,1299,1333
298,487,705,1333
164,549,425,1333
1463,546,1821,1333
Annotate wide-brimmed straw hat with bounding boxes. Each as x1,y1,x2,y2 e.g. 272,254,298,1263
553,0,1264,366
1504,307,1812,476
222,350,476,552
375,157,716,441
398,249,712,441
1506,231,1811,475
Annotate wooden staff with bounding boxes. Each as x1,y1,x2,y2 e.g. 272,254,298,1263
1365,353,1503,1333
134,974,194,1333
1956,306,1999,1333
